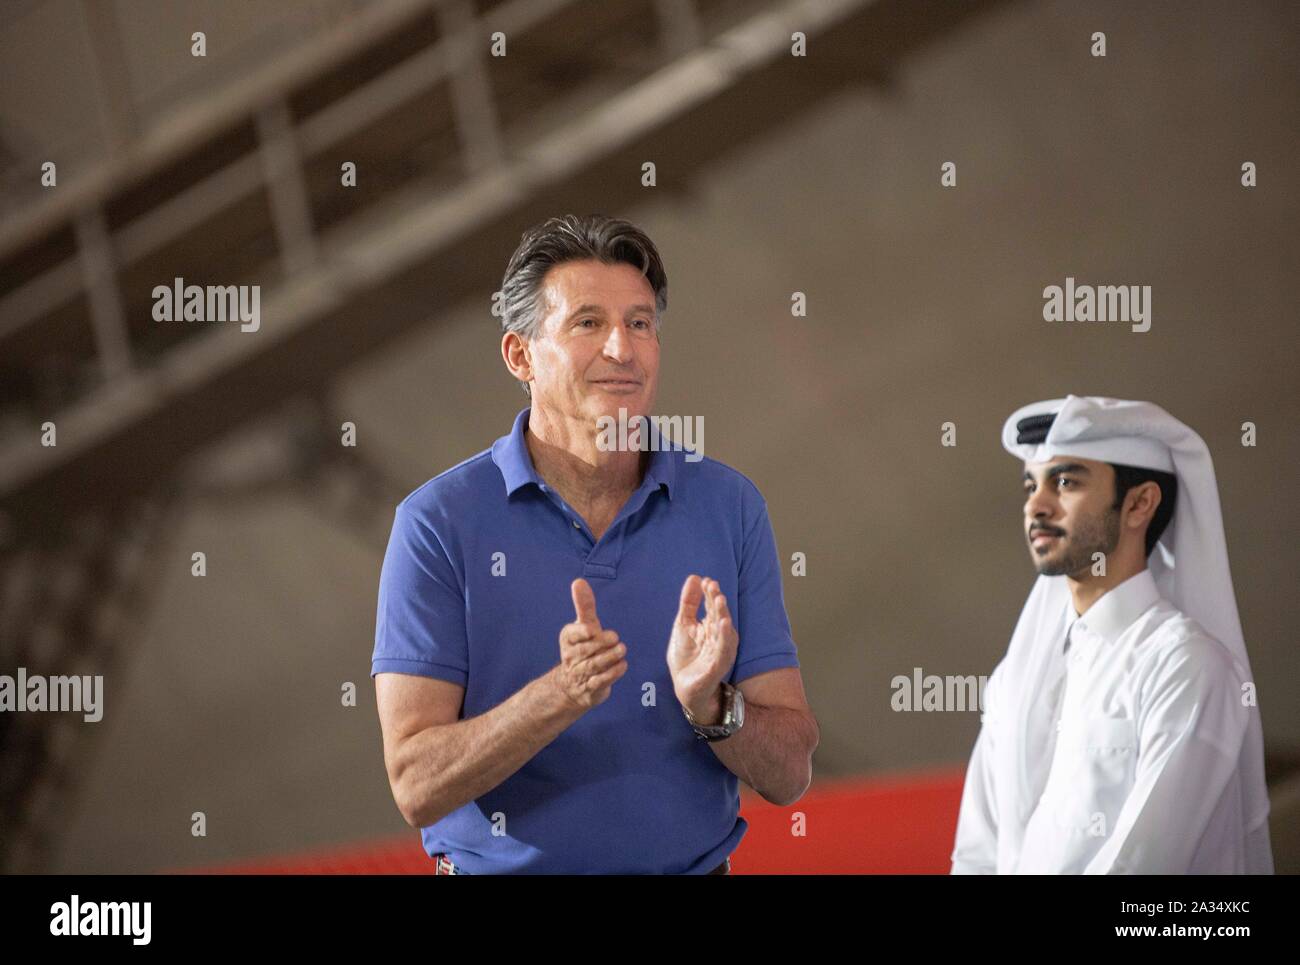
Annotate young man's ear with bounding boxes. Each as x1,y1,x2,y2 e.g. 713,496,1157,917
1126,481,1162,528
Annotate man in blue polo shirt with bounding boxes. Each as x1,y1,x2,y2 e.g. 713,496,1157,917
372,214,818,874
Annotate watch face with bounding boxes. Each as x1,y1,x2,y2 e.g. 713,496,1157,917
689,686,742,739
723,686,742,729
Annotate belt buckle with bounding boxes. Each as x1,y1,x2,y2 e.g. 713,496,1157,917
434,853,465,875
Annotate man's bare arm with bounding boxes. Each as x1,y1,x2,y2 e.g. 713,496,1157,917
700,667,819,806
376,668,577,828
376,579,627,828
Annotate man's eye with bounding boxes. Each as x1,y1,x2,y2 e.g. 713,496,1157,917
633,318,649,329
579,318,596,327
1057,477,1074,489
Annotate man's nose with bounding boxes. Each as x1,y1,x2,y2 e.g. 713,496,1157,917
1025,488,1055,520
602,322,633,362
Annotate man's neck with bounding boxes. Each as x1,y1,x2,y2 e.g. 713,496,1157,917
525,405,646,508
1067,557,1147,617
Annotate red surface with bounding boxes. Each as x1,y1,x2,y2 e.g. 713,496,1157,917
185,767,966,875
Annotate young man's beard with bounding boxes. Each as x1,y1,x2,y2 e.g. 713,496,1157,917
1033,506,1121,578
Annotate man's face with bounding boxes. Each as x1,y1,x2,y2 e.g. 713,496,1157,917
1022,456,1120,577
524,259,660,423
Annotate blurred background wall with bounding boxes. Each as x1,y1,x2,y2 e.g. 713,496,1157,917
0,0,1296,873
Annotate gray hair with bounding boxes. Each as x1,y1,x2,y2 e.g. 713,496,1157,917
498,214,668,396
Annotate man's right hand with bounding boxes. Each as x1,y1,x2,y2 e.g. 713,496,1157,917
552,578,628,710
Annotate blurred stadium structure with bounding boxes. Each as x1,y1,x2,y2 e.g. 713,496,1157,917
1,0,1297,874
0,0,919,874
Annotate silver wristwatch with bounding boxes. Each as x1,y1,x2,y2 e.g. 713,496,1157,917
682,682,745,741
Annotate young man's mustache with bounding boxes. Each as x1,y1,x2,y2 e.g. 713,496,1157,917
1028,525,1066,538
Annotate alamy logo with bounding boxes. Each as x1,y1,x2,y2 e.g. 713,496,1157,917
152,276,261,332
595,407,704,463
890,667,988,712
1042,276,1151,332
50,895,151,945
0,668,102,722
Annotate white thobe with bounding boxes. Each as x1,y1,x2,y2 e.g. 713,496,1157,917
952,568,1271,874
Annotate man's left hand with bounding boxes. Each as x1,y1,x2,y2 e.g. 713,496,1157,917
667,574,739,725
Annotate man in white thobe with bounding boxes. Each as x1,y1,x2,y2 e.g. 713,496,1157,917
951,396,1273,874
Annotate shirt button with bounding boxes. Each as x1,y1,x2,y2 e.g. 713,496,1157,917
572,520,581,529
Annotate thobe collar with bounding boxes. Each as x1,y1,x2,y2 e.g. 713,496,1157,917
491,406,676,500
1065,568,1161,654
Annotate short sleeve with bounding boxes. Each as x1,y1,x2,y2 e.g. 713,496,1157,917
371,503,470,687
729,487,799,684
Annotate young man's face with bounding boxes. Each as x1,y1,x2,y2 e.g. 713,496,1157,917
525,259,660,424
1022,455,1120,577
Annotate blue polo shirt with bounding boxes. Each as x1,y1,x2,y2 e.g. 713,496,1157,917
371,407,800,873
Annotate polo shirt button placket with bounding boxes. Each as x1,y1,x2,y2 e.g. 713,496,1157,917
570,516,598,557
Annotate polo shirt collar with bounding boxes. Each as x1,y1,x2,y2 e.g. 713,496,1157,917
491,407,675,500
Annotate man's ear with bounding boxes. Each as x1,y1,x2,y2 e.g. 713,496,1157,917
1125,480,1162,530
501,331,532,384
